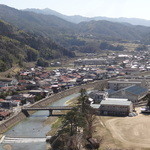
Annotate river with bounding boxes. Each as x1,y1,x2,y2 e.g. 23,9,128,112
0,93,80,150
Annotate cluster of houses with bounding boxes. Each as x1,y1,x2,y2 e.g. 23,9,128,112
0,49,150,120
89,79,149,116
73,51,150,117
0,66,114,120
75,50,150,75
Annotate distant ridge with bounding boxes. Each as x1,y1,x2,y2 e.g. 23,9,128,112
1,5,150,43
24,8,150,26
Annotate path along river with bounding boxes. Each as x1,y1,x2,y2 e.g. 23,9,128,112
0,93,81,150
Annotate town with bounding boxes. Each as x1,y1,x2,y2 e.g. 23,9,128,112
0,49,150,121
1,1,150,150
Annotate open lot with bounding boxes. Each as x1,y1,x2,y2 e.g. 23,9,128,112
94,108,150,150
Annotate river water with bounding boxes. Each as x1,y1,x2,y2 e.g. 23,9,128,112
0,93,80,150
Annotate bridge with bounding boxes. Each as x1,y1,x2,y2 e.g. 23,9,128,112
22,106,73,117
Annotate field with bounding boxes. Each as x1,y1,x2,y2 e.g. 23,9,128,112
94,108,150,150
112,42,140,51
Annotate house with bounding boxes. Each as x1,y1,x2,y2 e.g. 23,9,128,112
122,68,140,75
0,78,18,86
21,94,35,104
108,85,148,103
89,90,108,104
95,70,108,79
11,95,27,105
0,111,11,120
28,89,48,96
0,100,12,109
51,85,60,93
100,99,133,116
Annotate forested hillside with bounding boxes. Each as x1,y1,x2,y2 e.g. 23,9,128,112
0,5,77,38
0,20,75,71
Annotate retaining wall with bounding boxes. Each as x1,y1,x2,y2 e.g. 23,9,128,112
0,80,107,134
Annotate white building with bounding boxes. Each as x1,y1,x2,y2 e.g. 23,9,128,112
100,98,133,116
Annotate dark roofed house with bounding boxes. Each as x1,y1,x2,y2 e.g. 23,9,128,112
89,90,108,104
0,78,18,86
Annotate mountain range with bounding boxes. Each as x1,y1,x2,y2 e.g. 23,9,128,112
1,5,150,44
24,8,150,27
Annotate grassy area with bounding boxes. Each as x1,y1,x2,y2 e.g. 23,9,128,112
0,65,21,78
110,41,140,51
94,109,150,150
46,117,63,136
65,96,79,106
93,116,124,150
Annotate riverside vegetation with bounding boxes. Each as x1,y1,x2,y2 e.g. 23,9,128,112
48,89,101,150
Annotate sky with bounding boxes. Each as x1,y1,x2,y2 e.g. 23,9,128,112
0,0,150,20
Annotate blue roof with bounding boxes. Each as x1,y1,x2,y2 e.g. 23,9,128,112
125,85,148,95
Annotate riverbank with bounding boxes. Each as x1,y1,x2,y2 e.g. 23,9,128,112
0,93,82,150
45,96,79,137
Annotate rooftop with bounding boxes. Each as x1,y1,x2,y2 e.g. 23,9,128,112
105,98,128,101
100,100,132,106
126,85,148,95
90,104,100,109
108,80,141,84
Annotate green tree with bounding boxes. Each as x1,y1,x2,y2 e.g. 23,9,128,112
62,107,85,136
136,45,148,51
36,58,49,67
146,94,150,107
50,89,98,150
78,88,90,114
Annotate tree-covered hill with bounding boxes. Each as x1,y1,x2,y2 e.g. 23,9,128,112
78,20,150,41
0,20,75,71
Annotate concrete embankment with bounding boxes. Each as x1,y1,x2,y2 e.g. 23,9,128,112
0,80,107,134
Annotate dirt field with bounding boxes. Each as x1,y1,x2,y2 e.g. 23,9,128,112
95,108,150,150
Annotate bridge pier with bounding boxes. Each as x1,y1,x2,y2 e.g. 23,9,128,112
48,110,53,116
22,110,30,117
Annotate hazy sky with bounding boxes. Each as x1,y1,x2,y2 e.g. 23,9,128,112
0,0,150,19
